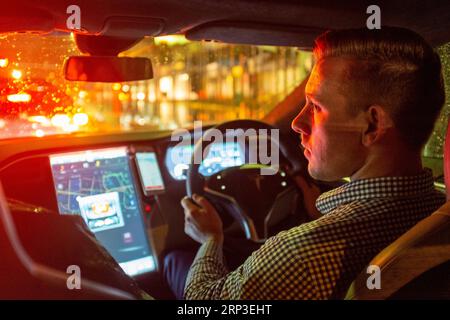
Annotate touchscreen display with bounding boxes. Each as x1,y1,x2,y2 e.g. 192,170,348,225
135,152,165,194
49,147,156,276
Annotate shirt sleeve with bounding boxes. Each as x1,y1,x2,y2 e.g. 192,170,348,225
184,231,316,299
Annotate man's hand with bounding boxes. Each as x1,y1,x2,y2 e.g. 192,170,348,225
181,194,224,244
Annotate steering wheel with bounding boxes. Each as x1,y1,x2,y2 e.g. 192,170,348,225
186,119,311,243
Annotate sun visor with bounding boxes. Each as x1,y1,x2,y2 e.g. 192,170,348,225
100,17,165,38
186,22,325,50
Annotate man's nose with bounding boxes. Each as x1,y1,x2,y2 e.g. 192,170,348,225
291,105,311,135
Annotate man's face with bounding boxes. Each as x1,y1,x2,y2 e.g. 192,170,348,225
292,57,367,181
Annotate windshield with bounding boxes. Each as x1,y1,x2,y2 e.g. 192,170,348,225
0,34,312,139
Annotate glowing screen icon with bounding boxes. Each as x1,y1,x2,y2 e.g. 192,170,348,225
77,192,125,232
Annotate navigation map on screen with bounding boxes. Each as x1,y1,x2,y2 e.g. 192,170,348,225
49,147,156,276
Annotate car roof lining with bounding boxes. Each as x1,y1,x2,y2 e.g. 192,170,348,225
2,1,450,48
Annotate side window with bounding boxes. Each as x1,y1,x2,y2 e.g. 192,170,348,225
423,42,450,185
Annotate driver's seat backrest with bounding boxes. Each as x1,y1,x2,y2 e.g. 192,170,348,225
345,120,450,300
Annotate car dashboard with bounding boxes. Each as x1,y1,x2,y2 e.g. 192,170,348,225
0,128,247,283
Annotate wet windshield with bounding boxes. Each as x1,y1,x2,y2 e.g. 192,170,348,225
423,42,450,183
0,34,312,139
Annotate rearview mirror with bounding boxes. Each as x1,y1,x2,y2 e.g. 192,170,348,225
64,56,153,82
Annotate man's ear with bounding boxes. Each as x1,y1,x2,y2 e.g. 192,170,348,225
362,105,393,147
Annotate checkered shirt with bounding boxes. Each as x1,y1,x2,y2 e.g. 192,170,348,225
184,169,446,299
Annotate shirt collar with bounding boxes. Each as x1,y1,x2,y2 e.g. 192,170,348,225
316,169,436,214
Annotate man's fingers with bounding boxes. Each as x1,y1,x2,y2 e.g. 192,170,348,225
184,206,201,227
185,210,200,223
181,196,201,211
192,194,216,213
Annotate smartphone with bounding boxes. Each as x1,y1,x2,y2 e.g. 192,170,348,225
135,151,165,196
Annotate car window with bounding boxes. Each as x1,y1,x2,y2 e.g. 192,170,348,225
423,42,450,184
0,34,312,139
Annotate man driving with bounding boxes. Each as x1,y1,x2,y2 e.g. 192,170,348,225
180,27,446,299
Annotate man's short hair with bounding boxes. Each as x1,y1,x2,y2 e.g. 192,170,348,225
313,27,445,151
